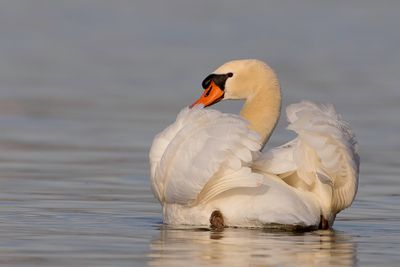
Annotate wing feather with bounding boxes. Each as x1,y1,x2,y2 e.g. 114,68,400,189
149,105,263,206
254,101,359,214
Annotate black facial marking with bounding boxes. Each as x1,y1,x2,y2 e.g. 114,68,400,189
201,73,234,90
202,74,213,89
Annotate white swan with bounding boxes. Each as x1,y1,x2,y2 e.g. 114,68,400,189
149,59,359,229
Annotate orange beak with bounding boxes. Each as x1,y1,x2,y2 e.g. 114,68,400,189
189,81,225,108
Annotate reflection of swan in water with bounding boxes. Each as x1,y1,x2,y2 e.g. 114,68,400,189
148,226,357,267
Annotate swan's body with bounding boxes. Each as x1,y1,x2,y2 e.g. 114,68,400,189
150,59,359,229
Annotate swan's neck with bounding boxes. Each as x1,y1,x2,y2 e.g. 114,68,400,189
239,81,281,148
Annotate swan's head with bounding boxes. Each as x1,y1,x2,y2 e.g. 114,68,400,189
190,59,279,108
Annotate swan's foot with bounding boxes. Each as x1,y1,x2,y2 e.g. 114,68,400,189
318,215,330,230
210,210,224,230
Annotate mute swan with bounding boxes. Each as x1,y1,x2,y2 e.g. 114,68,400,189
150,59,359,230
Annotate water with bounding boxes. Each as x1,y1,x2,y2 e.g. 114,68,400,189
0,1,399,266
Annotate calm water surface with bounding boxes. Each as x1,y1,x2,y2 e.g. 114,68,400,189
0,1,399,266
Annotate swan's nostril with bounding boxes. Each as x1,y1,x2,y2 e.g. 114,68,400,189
205,86,213,97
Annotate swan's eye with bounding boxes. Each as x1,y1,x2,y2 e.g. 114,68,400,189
227,72,233,77
202,74,214,89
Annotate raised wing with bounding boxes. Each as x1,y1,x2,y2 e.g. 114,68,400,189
149,106,263,206
254,101,359,215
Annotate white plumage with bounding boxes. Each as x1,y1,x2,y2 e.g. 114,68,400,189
150,106,263,206
254,101,359,223
149,59,359,229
